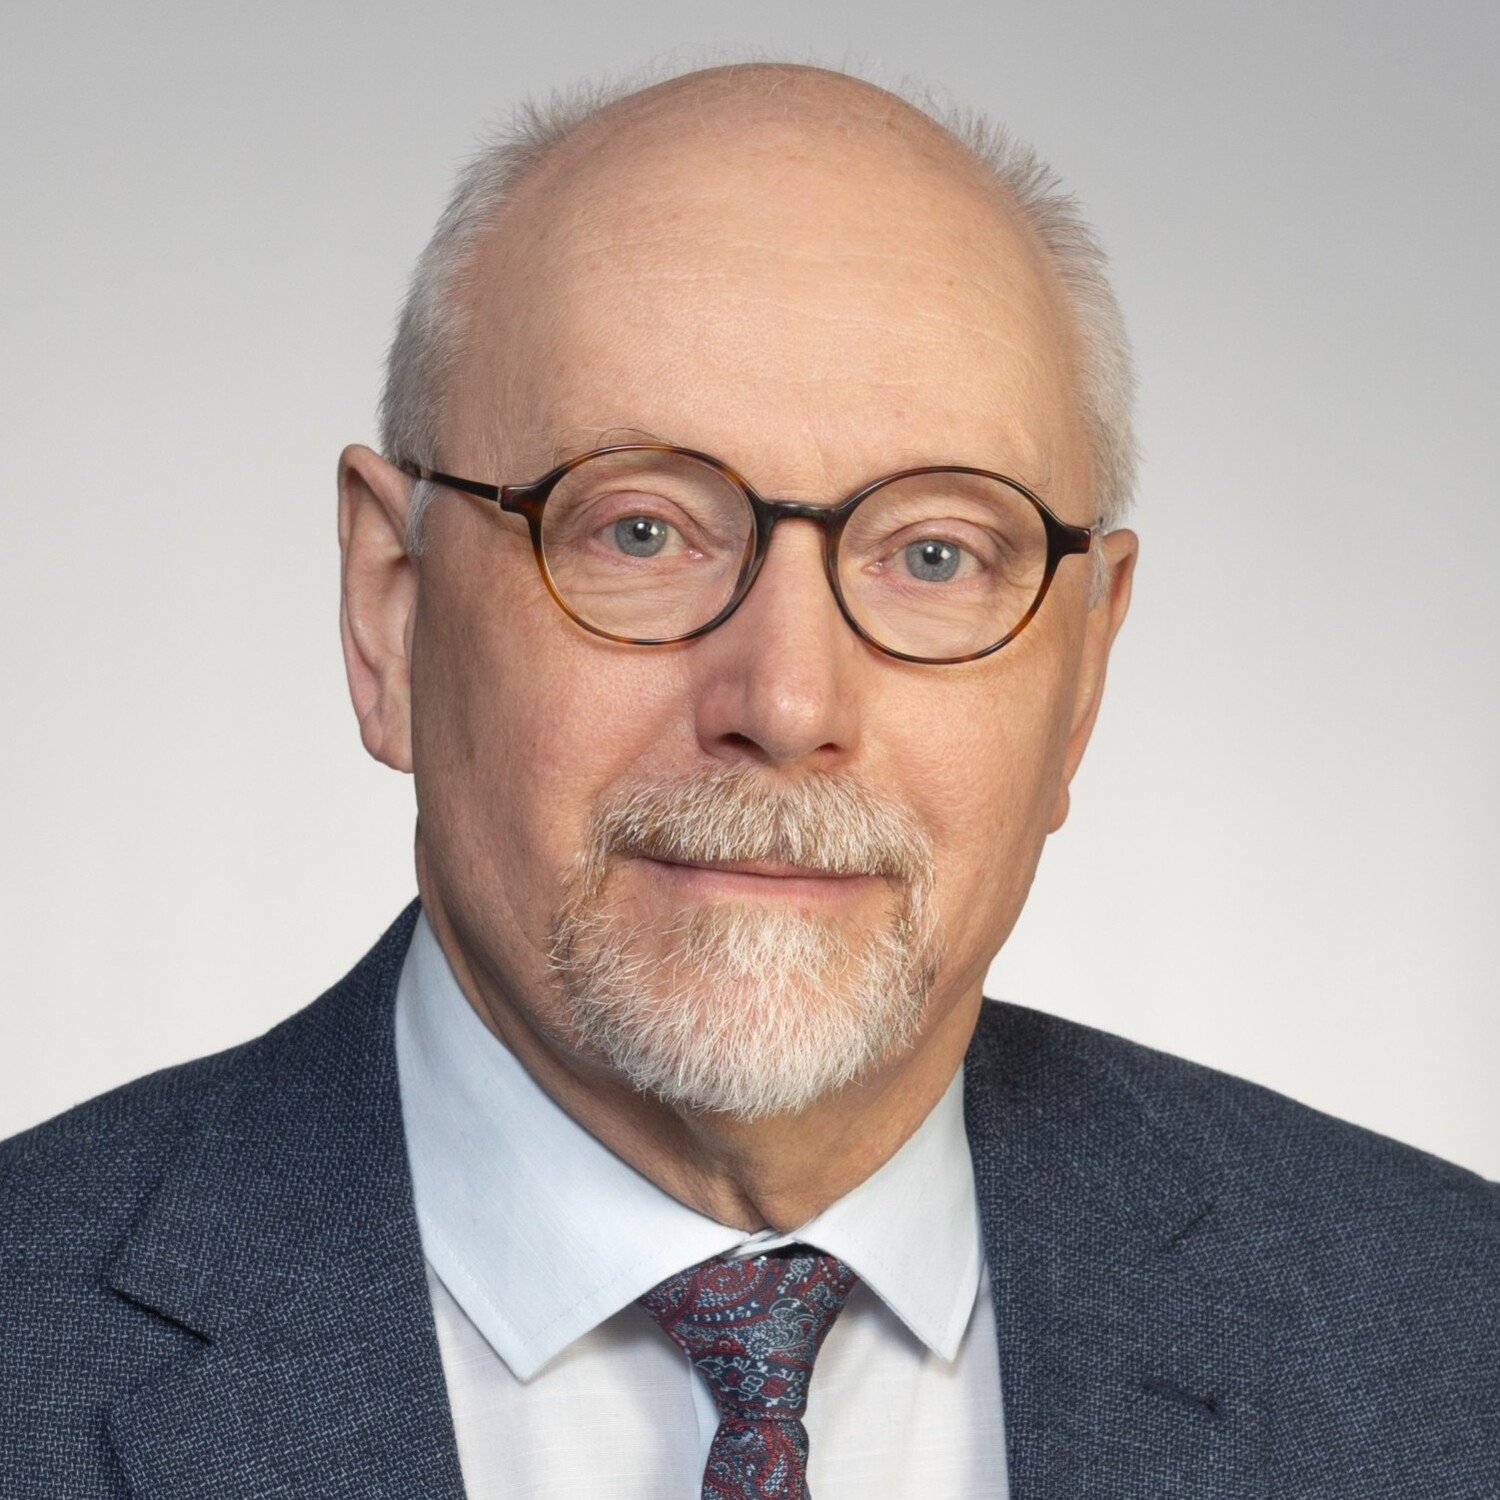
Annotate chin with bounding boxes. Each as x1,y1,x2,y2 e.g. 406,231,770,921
549,896,941,1120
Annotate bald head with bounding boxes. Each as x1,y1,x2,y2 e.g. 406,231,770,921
532,62,1010,193
381,62,1135,600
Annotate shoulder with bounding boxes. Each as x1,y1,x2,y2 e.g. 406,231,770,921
1,1035,247,1237
0,901,420,1482
0,899,419,1242
972,996,1498,1305
974,995,1496,1216
970,1001,1498,1486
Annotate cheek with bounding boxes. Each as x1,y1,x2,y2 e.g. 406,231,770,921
409,544,691,936
897,643,1075,960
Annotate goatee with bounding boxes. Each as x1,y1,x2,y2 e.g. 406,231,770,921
548,763,943,1120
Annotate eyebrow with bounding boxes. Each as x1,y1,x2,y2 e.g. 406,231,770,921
538,424,1052,497
545,425,675,468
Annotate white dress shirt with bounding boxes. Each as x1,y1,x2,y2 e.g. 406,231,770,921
393,910,1009,1498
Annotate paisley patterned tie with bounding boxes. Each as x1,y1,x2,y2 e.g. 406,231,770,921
638,1245,859,1500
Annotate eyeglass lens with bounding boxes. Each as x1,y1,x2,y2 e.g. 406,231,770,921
537,448,1049,659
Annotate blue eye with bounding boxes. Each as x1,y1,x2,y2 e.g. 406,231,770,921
904,539,962,582
614,516,669,557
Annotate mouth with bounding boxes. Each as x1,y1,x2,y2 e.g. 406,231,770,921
635,854,882,906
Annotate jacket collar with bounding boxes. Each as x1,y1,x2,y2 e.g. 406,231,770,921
104,898,1267,1498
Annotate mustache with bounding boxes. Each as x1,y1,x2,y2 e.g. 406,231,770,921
579,762,935,886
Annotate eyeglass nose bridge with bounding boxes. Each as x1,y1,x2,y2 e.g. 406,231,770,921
713,489,864,644
753,496,850,525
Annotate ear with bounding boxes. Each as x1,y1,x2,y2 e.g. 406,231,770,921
338,443,417,773
1047,527,1139,834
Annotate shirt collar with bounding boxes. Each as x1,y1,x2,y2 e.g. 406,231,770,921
395,908,983,1380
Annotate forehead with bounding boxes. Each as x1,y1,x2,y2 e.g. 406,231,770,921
446,92,1086,499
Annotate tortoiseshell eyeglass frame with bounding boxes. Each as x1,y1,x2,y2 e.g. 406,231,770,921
395,442,1096,666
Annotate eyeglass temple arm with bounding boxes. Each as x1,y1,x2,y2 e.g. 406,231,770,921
395,461,501,505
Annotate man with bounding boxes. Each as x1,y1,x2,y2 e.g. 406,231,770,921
1,59,1494,1499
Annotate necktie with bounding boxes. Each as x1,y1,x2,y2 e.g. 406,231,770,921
638,1245,859,1500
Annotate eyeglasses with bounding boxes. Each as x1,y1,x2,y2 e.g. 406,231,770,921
396,443,1094,665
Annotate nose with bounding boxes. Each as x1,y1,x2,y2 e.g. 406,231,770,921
690,515,865,769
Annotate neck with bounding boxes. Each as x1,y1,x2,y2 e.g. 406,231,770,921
415,867,980,1233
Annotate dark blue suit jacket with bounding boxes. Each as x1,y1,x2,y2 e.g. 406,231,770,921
2,900,1496,1496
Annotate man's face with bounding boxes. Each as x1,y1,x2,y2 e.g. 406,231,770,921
374,82,1134,1118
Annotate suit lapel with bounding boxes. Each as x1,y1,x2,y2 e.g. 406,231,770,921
103,901,466,1499
965,1003,1273,1499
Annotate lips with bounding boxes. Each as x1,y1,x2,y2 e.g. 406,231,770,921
658,856,858,880
635,855,881,905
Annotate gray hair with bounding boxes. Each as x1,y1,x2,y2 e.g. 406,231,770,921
379,60,1137,608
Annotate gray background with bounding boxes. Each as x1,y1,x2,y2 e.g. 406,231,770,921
3,1,1495,1176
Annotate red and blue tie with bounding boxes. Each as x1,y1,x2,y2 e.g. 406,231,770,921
639,1246,859,1499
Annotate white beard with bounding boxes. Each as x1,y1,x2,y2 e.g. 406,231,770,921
547,766,942,1120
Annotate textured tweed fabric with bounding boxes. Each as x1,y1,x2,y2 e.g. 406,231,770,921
1,897,1496,1497
639,1247,859,1498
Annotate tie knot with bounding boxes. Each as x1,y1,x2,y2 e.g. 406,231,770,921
639,1246,859,1419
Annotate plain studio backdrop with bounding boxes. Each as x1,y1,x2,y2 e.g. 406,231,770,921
2,1,1496,1177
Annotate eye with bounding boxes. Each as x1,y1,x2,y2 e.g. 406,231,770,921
612,515,673,557
901,538,966,582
